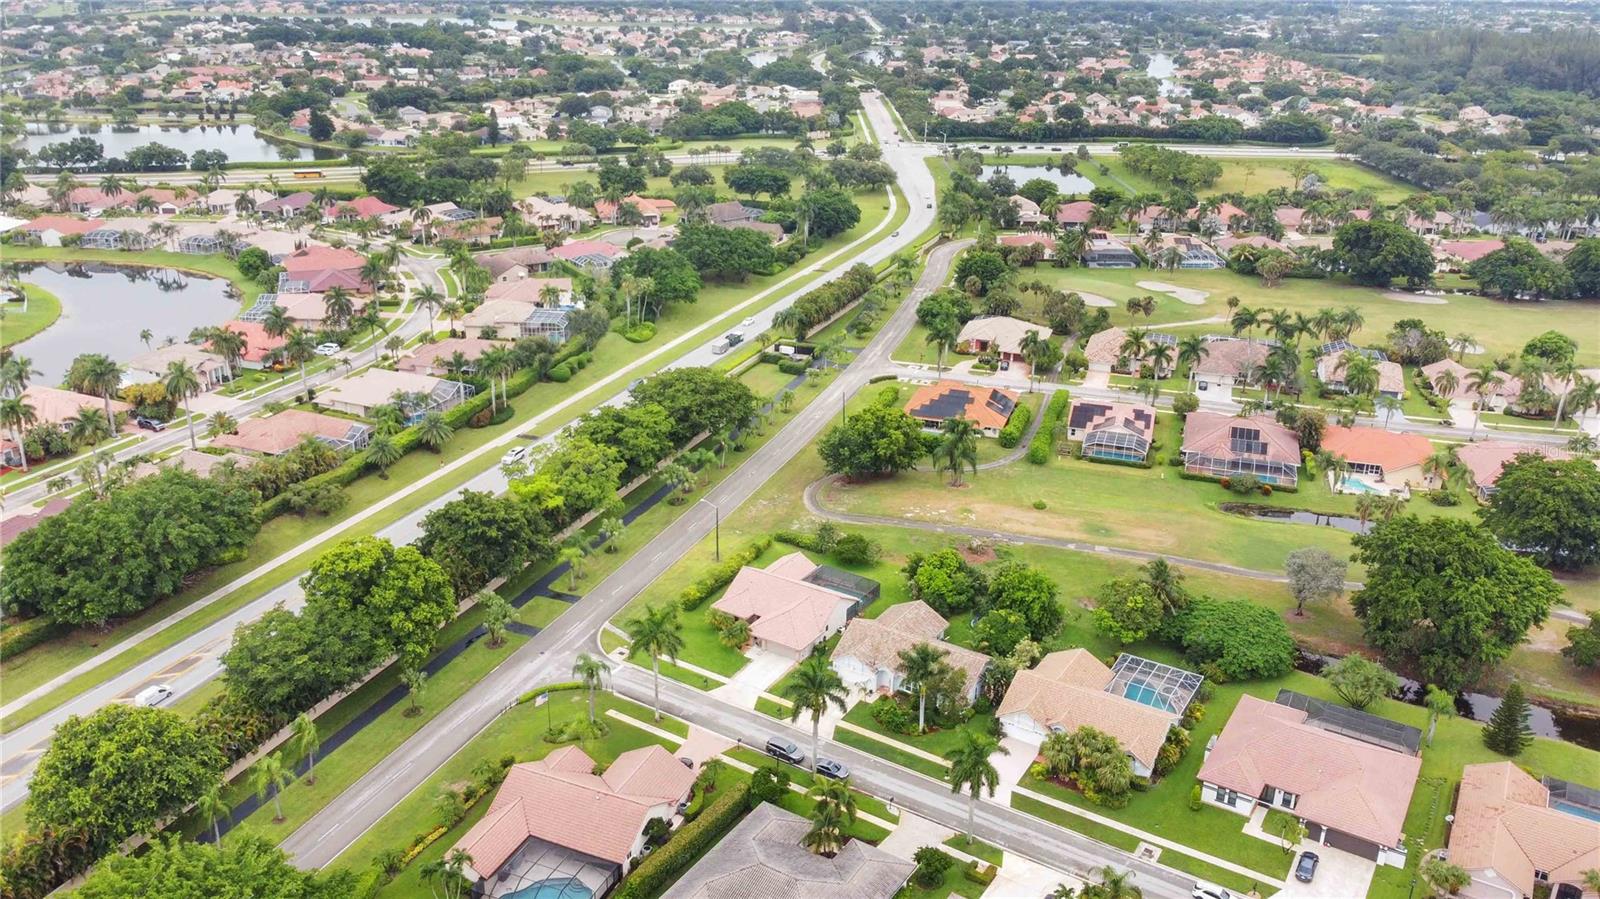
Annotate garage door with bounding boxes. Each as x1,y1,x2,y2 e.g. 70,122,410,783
1324,827,1379,861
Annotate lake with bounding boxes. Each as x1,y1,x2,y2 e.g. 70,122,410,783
746,49,781,68
18,123,338,163
9,263,240,385
980,164,1096,196
1146,51,1185,97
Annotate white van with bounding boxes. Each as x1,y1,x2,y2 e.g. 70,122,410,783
135,684,174,707
710,337,732,355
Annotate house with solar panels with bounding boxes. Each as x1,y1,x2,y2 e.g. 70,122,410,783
1066,400,1157,463
902,380,1019,438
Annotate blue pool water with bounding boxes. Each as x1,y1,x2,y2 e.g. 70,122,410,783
1338,476,1384,495
1553,801,1600,823
1122,681,1173,711
505,878,595,899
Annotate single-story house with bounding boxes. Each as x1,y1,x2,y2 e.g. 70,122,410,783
1054,200,1097,229
211,409,372,455
902,380,1018,438
595,194,675,226
1152,234,1225,269
1445,762,1600,899
123,343,231,389
551,240,624,271
453,745,696,894
461,298,543,338
999,232,1056,259
956,316,1052,364
1067,400,1156,463
317,369,471,420
1454,441,1573,501
213,320,286,370
660,803,914,899
131,448,254,481
1191,337,1270,393
1422,359,1517,410
478,246,559,281
706,201,762,226
397,337,499,376
1083,233,1140,268
1180,410,1300,487
711,551,868,659
1319,425,1436,493
520,196,595,233
1316,350,1404,399
272,292,331,329
279,245,371,293
1197,692,1422,867
0,386,133,467
325,195,398,222
1081,327,1176,376
999,649,1201,777
13,215,99,247
831,600,989,702
484,277,574,307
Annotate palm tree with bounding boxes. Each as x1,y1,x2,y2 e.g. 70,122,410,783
0,396,38,471
1229,306,1259,346
946,729,1006,844
1085,865,1142,899
415,285,443,340
480,347,515,412
560,543,587,590
196,782,229,845
163,360,203,450
79,353,124,425
1176,335,1208,391
1465,365,1503,440
262,304,292,340
251,752,293,823
283,329,317,401
417,411,454,451
1452,333,1476,361
290,712,320,785
934,417,980,487
66,407,113,448
1433,367,1459,406
139,328,153,350
781,650,848,774
440,300,463,337
626,604,684,720
365,432,402,478
573,653,608,724
924,315,960,373
1549,363,1581,429
898,643,949,733
0,354,39,398
1376,393,1402,428
801,800,846,856
808,776,859,827
323,286,354,331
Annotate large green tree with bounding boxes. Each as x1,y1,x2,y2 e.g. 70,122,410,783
1332,220,1435,288
415,489,550,597
818,404,928,479
221,606,384,719
1479,456,1600,570
27,705,224,856
75,835,354,898
987,561,1062,639
1351,517,1559,691
1467,239,1576,300
1174,598,1297,680
300,536,456,668
572,402,676,480
509,436,626,528
609,247,702,319
627,367,759,445
904,549,987,616
1092,577,1165,644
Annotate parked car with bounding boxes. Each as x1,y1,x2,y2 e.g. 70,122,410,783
135,684,174,707
1294,852,1320,883
764,738,804,765
815,758,849,779
314,342,341,356
926,202,933,208
501,446,528,466
134,416,167,431
1192,886,1232,899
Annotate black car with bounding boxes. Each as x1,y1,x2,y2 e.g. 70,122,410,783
815,759,849,780
764,738,804,765
1294,851,1320,883
135,416,167,432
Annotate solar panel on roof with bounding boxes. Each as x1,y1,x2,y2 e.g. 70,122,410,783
912,387,976,421
1275,689,1422,755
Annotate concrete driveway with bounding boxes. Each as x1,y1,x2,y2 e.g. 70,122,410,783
991,737,1040,803
708,647,793,710
1274,846,1376,899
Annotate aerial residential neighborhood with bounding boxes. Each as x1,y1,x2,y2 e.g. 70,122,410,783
0,2,1596,899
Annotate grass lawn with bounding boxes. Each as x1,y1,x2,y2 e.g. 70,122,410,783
834,728,952,780
899,861,988,899
944,834,1004,865
1029,265,1600,366
994,153,1416,204
2,283,63,346
326,689,680,893
0,179,911,726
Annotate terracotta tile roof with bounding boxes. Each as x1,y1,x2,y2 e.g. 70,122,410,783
1197,695,1420,847
1455,441,1572,491
397,338,500,374
214,320,285,364
832,600,989,694
1180,411,1300,466
281,245,364,273
1421,359,1514,403
17,386,131,427
998,649,1175,769
903,380,1018,432
453,745,695,875
20,215,98,235
1316,353,1404,395
712,551,855,654
1192,338,1269,379
957,315,1053,356
211,409,366,455
1447,762,1600,898
1320,426,1433,473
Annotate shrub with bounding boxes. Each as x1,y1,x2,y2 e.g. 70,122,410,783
623,322,657,343
912,847,955,888
1189,783,1203,811
1259,483,1273,496
611,782,754,899
679,537,774,609
1227,474,1260,495
1027,390,1071,464
833,532,882,565
963,860,999,886
1171,392,1199,415
547,363,572,382
1176,599,1296,680
749,766,790,805
997,402,1033,448
1032,500,1046,510
777,357,809,375
869,695,917,734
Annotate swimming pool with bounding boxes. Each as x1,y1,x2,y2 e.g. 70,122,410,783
1338,476,1385,495
1553,800,1600,823
505,877,595,899
1121,680,1174,712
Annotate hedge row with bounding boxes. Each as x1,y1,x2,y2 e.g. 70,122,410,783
1027,390,1071,464
678,537,774,610
997,402,1033,449
0,616,62,662
612,781,752,899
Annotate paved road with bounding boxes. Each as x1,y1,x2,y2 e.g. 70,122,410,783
0,92,929,812
607,666,1200,899
278,154,948,866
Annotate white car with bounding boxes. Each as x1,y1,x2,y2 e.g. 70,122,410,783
135,684,174,707
501,446,529,466
1192,886,1232,899
314,342,341,356
741,316,755,327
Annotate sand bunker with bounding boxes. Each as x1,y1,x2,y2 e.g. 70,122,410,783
1137,281,1209,305
1076,291,1117,307
1383,290,1449,305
